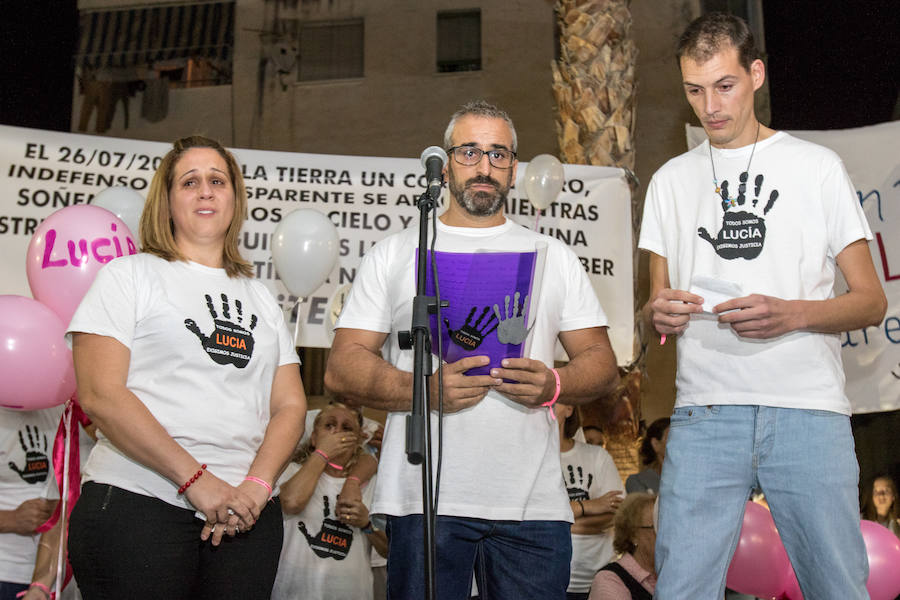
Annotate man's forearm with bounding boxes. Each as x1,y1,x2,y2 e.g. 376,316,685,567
0,510,17,534
325,344,413,411
558,344,619,405
794,289,886,334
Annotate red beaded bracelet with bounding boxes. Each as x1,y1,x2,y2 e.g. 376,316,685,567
178,464,207,494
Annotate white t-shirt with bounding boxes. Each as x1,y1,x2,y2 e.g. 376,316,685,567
560,440,622,593
0,407,62,584
272,466,377,600
639,132,871,414
67,253,299,510
337,217,608,521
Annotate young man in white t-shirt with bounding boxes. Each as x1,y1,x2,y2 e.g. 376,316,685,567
325,100,619,599
640,13,887,600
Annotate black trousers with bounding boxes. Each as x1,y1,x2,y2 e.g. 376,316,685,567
68,482,283,600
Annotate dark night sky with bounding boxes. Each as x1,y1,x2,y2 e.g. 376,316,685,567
0,0,79,131
763,0,899,130
0,1,897,132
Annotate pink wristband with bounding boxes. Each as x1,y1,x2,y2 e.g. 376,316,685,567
244,476,272,495
346,475,361,484
541,368,561,420
17,582,52,599
313,449,344,471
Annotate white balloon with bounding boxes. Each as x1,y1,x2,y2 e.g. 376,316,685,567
91,186,145,238
523,154,565,210
271,209,340,297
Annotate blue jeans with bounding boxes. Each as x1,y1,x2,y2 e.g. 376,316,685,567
655,405,869,600
386,515,571,600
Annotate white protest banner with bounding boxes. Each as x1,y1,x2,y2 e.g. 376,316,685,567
0,125,634,364
688,120,900,413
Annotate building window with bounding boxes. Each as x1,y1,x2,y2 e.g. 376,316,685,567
297,19,364,82
437,10,481,73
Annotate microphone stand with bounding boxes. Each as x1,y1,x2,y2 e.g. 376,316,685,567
399,185,443,600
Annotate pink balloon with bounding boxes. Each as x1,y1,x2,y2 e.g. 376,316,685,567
762,520,900,600
781,565,803,600
861,520,900,600
26,204,138,325
726,501,791,598
0,295,76,410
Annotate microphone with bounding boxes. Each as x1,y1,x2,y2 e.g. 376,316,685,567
420,146,448,200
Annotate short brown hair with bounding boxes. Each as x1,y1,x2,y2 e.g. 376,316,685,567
139,135,252,278
677,12,760,72
613,492,656,555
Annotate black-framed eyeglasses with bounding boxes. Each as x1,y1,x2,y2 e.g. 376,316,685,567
448,146,517,169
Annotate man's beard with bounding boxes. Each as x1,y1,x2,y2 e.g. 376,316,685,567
448,173,510,217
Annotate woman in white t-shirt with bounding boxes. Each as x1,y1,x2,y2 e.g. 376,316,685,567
272,402,387,600
66,136,307,599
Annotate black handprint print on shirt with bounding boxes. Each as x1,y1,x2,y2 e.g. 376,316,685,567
8,425,50,484
184,293,258,368
298,496,354,560
444,306,498,351
564,463,593,501
698,172,780,260
493,291,533,344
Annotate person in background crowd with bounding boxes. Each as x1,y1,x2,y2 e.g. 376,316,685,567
861,475,900,537
641,12,886,599
582,424,606,448
325,100,619,599
298,406,386,599
625,418,669,494
0,407,60,600
589,492,657,600
66,135,307,599
555,403,624,600
272,402,387,600
19,420,97,600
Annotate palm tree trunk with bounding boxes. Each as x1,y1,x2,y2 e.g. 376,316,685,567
552,0,637,170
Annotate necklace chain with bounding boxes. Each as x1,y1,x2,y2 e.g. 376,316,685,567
709,121,760,207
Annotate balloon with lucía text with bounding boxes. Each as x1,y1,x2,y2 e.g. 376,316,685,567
0,295,76,410
725,501,791,599
523,154,565,210
91,186,145,238
271,208,340,298
26,204,138,324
